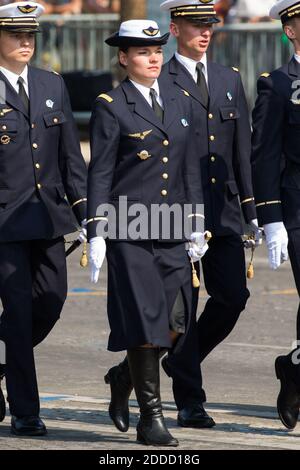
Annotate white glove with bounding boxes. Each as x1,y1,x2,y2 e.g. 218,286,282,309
264,222,289,270
245,219,263,249
188,231,209,261
89,237,106,283
77,219,87,244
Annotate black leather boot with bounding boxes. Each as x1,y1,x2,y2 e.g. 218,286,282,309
104,358,133,432
275,354,300,429
127,348,178,447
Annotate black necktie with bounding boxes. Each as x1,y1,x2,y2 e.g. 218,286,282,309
150,88,164,122
196,62,209,108
18,76,29,113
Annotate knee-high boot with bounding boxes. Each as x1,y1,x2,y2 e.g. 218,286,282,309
127,348,178,447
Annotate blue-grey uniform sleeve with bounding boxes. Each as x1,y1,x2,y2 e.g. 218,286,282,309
233,73,257,223
251,75,284,225
87,97,120,240
59,76,88,225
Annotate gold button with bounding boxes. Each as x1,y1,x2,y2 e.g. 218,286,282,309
208,113,213,119
53,117,59,124
31,123,35,129
162,173,168,180
163,140,169,146
32,143,38,149
161,189,168,196
37,183,42,189
35,163,40,169
210,135,215,142
211,178,216,184
229,113,234,118
211,156,215,162
162,157,168,163
1,125,6,130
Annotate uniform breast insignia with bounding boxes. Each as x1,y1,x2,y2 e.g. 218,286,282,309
46,99,54,109
137,150,152,160
0,108,13,117
227,92,233,101
98,93,114,103
0,134,10,145
291,98,300,105
181,118,189,127
232,67,239,72
128,130,152,140
260,72,270,78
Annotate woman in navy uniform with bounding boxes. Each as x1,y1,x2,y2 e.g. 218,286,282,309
0,2,87,436
87,20,206,447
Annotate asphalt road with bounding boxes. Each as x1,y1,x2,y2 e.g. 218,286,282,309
1,242,300,450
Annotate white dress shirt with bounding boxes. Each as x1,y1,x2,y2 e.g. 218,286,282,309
294,54,300,65
130,78,164,109
0,65,29,97
175,51,209,88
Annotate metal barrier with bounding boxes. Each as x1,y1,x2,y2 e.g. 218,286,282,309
33,14,119,73
210,22,293,110
32,17,294,116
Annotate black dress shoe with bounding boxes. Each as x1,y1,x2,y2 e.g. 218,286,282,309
275,355,300,430
0,377,5,422
104,358,133,433
178,403,216,428
11,416,47,436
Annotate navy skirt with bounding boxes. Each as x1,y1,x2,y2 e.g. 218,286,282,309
105,240,193,352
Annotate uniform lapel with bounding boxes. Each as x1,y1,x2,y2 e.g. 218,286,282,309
0,70,28,116
207,62,222,108
288,56,300,78
28,66,46,122
121,79,166,133
168,55,208,109
159,78,177,129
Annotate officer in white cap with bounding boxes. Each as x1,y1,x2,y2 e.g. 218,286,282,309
252,0,300,430
151,0,259,430
0,2,87,436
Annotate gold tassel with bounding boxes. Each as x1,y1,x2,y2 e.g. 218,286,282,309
191,260,200,288
247,246,254,279
205,231,212,242
80,241,88,268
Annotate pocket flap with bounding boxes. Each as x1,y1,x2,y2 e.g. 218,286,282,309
220,107,240,121
43,111,66,127
0,119,17,133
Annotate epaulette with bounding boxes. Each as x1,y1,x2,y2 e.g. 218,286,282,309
260,72,270,78
232,67,239,72
98,93,114,103
182,89,190,97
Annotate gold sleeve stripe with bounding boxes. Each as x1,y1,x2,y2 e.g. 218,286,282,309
241,197,255,204
188,213,205,219
87,217,108,224
256,200,281,208
71,198,87,209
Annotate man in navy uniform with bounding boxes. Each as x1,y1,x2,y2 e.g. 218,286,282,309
252,0,300,431
0,2,87,436
155,0,259,429
104,0,259,431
